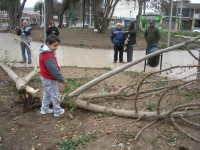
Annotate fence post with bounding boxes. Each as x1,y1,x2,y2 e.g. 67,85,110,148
197,49,200,78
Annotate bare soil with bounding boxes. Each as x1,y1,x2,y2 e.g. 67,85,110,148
0,66,200,150
31,27,200,50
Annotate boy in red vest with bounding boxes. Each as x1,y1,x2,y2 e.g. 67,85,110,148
39,34,66,117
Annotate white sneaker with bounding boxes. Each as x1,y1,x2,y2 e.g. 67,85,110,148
54,109,65,117
41,108,53,114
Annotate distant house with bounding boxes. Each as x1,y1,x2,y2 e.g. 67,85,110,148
22,7,39,26
162,0,200,31
110,0,138,27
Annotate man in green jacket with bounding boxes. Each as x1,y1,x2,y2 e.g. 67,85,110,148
144,20,160,48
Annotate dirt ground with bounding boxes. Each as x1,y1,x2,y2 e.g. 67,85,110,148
31,27,200,50
0,66,200,150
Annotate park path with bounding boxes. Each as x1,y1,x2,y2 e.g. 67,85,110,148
0,33,199,79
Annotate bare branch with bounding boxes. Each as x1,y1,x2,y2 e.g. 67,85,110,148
134,119,159,140
171,115,200,142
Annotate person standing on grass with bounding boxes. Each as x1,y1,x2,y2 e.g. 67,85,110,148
125,21,137,63
144,20,160,49
16,20,32,64
110,23,125,63
46,21,59,36
39,34,66,117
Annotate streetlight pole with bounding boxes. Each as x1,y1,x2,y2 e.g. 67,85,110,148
130,10,132,20
167,0,173,48
178,0,183,31
44,0,46,42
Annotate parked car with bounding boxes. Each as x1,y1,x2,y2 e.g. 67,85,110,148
193,29,200,33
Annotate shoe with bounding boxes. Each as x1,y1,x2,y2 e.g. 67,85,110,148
28,62,31,64
113,61,117,63
54,109,65,117
120,61,125,63
41,108,53,114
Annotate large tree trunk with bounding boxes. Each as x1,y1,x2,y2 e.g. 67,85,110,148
136,0,144,31
92,0,101,31
82,0,86,28
58,0,71,28
100,0,119,33
46,0,53,28
5,0,26,29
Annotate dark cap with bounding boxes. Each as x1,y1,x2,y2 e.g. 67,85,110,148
149,20,154,24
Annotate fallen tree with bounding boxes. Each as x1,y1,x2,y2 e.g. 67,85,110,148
0,36,200,141
0,38,39,111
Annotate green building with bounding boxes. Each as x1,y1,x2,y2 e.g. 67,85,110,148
141,15,161,29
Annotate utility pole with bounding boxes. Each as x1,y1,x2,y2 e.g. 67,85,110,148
89,0,91,27
167,0,173,48
178,0,183,31
42,0,44,26
44,0,46,42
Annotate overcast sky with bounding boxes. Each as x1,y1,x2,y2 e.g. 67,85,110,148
24,0,200,7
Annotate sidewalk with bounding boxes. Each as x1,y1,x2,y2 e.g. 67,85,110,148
0,33,199,79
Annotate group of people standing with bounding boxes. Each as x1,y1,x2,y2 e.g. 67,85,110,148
110,20,160,63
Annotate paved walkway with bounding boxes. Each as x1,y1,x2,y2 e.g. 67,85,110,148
0,33,199,79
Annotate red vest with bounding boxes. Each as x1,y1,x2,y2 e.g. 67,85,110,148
39,52,60,80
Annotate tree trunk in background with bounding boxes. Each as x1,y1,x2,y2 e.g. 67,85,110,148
5,0,26,29
92,0,101,31
58,0,71,28
143,0,146,15
82,0,86,28
46,0,53,28
136,0,144,31
58,10,64,28
100,0,119,34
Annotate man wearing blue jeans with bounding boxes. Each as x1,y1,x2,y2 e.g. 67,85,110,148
17,20,32,64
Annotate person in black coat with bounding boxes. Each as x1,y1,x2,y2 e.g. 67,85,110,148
125,21,137,63
46,21,59,36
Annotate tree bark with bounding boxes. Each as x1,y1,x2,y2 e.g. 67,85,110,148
100,0,119,33
46,0,53,28
58,0,71,28
92,0,101,31
82,0,86,28
5,0,26,29
136,0,144,31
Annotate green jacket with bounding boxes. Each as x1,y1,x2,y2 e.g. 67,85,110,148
144,26,160,44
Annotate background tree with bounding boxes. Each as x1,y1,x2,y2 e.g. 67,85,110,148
82,0,86,28
53,0,62,21
92,0,120,33
34,1,43,26
46,0,53,28
58,0,71,28
92,0,102,31
0,0,27,29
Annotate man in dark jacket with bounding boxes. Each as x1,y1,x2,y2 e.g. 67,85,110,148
110,23,125,63
144,20,160,48
16,20,32,64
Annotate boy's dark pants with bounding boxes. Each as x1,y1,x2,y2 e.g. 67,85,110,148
114,45,124,62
